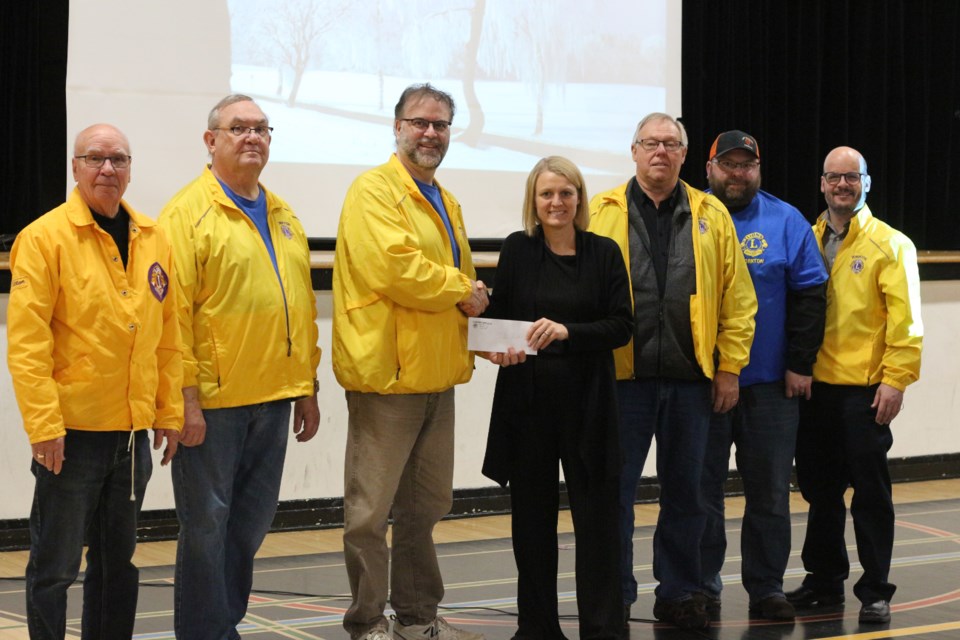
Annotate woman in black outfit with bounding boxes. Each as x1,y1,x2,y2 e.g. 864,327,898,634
481,156,632,640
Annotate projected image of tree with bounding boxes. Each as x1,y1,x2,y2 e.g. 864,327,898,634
228,0,667,173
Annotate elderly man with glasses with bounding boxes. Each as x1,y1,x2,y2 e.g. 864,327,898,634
7,123,183,639
588,113,757,630
787,146,923,625
698,131,828,621
159,94,322,640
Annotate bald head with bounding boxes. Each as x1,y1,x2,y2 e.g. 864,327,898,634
821,145,870,224
72,124,132,217
73,124,130,157
822,146,867,174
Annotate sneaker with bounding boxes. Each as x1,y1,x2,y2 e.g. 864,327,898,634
393,616,485,640
356,625,391,640
653,598,709,630
859,599,891,624
749,595,796,621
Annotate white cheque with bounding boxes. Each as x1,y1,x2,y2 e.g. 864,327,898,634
468,318,538,355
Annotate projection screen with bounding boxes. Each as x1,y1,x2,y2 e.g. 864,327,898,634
66,0,681,239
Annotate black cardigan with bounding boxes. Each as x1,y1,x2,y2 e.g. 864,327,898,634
481,228,633,487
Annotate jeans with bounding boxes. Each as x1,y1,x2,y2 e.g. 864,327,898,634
26,429,152,640
617,378,712,604
342,390,455,639
173,400,291,640
796,383,896,604
699,382,798,603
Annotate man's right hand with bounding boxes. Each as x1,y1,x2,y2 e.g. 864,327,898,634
457,279,489,317
179,386,207,447
31,436,66,475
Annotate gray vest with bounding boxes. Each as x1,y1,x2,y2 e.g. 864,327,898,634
627,181,704,380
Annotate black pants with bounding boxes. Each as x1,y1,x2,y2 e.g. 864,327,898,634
509,417,622,640
796,383,896,603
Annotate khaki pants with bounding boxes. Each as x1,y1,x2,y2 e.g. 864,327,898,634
342,389,455,638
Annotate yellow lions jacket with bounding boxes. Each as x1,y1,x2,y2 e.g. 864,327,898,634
333,154,477,394
159,167,320,409
588,180,757,381
812,205,922,390
7,189,184,444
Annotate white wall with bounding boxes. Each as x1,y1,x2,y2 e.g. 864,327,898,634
1,280,958,519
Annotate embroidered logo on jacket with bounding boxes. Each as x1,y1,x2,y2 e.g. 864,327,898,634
148,262,169,301
740,232,768,264
279,221,294,240
850,255,866,274
698,218,709,234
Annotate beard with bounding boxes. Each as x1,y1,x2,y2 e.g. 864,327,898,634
398,137,447,171
709,175,761,210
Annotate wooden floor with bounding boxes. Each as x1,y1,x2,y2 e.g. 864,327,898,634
1,477,958,639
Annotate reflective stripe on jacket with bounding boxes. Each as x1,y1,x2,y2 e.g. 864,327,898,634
588,180,757,380
332,154,476,394
7,188,184,443
812,205,922,390
159,167,320,409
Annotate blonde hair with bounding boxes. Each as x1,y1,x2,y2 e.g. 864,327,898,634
521,156,590,236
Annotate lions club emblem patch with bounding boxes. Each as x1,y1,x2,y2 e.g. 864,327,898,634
698,218,709,234
279,221,294,240
850,255,866,274
741,232,768,258
148,262,169,302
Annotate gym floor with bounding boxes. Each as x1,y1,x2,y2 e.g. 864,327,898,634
1,478,957,640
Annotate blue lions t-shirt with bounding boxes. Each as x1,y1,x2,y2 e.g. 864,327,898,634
723,190,828,386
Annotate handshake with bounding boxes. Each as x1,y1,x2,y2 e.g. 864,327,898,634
457,279,489,317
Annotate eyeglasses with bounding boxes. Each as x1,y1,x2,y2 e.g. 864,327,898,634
75,154,131,169
822,172,864,185
399,118,452,134
215,125,274,138
713,158,760,173
635,138,684,152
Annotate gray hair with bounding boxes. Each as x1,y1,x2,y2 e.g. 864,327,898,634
632,112,688,148
207,94,264,130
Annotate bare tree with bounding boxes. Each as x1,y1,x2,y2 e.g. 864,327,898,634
478,0,578,136
263,0,349,106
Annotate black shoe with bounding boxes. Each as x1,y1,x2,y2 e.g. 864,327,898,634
691,592,722,616
859,600,891,624
653,598,709,630
749,595,796,621
785,584,845,607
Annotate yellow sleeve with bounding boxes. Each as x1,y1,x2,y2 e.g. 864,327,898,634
153,233,186,430
158,205,201,389
878,235,923,390
715,212,758,375
6,228,66,443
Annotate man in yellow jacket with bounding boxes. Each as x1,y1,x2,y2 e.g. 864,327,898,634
588,113,756,630
7,123,183,639
787,147,923,625
332,84,488,640
159,95,321,640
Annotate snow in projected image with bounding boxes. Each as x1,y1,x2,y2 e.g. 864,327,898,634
228,0,668,175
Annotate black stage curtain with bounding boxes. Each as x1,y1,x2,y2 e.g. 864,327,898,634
681,0,960,249
0,0,68,243
2,2,959,249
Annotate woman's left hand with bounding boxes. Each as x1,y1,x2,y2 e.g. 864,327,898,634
527,318,568,350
